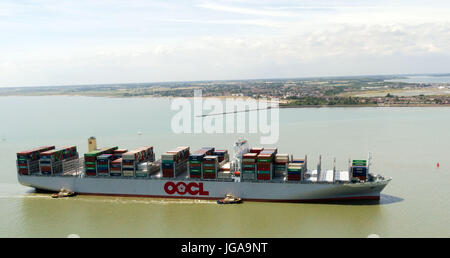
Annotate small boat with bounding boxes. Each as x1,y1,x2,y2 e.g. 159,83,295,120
217,194,242,204
51,189,76,198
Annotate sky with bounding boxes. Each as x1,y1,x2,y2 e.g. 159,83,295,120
1,0,450,87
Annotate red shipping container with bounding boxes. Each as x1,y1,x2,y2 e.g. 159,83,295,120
40,166,51,172
85,156,97,162
250,148,263,154
189,163,202,168
86,172,97,176
162,172,174,178
257,174,270,180
288,175,301,180
203,173,216,179
257,163,271,170
18,168,29,175
114,149,128,154
112,158,122,164
190,174,201,178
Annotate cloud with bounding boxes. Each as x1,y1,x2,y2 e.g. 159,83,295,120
2,21,449,87
197,2,295,17
1,0,450,87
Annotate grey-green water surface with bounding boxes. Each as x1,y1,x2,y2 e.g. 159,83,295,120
0,96,448,237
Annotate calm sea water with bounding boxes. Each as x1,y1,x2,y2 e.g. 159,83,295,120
386,76,450,84
0,96,449,237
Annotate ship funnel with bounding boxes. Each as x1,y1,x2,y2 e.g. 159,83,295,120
88,136,97,152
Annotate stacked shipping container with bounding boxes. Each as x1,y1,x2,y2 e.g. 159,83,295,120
110,158,122,176
96,154,113,176
84,147,118,176
122,146,154,163
351,160,368,180
242,151,258,180
188,153,204,178
113,149,128,159
189,147,213,178
39,146,78,175
274,154,289,178
256,148,277,180
16,146,55,175
203,155,218,179
218,162,232,179
161,146,190,178
287,158,304,181
122,146,154,177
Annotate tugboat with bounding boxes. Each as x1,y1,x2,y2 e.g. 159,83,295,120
217,194,242,204
51,188,76,198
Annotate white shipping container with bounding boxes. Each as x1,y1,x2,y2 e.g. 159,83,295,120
288,163,303,169
242,174,255,180
275,154,289,162
218,172,232,179
123,171,134,177
161,153,176,161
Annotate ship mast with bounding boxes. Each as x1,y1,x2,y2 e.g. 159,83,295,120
333,157,336,182
317,154,321,180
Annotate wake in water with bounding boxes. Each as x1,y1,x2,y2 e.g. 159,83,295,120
0,183,216,204
74,196,216,205
0,194,50,199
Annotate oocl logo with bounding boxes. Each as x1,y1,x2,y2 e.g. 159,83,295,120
164,181,209,196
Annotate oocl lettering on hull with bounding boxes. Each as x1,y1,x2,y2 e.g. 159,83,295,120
164,181,209,196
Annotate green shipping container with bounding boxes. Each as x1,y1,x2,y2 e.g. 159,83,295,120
352,160,367,166
84,146,118,157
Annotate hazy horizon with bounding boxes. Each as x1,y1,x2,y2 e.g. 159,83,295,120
1,72,449,89
1,0,450,88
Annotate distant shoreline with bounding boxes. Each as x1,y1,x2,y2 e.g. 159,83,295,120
1,93,450,108
280,104,450,108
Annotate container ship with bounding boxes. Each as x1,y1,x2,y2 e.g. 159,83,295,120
16,137,391,202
